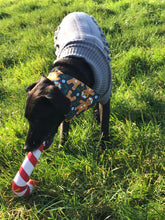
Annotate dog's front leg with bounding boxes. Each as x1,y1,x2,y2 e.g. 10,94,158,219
98,99,110,150
59,121,70,147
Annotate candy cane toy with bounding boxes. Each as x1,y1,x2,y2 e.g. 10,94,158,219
12,143,44,196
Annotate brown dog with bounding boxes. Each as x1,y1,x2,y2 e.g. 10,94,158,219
24,12,112,152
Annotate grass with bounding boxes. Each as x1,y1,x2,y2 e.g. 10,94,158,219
0,0,165,219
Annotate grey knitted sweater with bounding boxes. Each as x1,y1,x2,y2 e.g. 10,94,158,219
54,12,112,104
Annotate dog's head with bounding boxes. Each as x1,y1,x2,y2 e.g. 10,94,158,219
24,76,70,152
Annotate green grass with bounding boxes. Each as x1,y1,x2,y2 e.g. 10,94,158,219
0,0,165,219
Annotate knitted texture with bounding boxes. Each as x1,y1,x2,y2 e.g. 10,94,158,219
54,12,112,104
48,70,99,121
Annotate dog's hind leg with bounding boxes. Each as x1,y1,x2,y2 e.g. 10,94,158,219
59,121,70,148
97,99,110,150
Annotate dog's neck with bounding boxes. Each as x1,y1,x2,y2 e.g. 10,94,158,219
51,57,94,88
48,70,98,122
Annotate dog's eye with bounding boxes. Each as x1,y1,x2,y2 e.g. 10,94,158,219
27,115,40,124
33,118,40,123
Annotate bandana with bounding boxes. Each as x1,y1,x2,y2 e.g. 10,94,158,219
48,70,99,122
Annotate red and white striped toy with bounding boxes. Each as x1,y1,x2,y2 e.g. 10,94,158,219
12,143,44,196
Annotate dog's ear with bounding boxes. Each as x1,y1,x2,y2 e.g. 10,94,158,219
26,82,38,93
26,77,45,93
45,85,71,115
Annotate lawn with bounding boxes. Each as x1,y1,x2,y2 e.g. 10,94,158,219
0,0,165,219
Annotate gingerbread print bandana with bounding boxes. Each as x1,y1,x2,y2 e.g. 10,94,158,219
48,70,99,122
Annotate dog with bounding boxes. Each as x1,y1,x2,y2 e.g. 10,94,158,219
24,12,113,152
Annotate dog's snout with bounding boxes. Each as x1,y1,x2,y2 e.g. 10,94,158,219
24,144,29,152
24,137,38,152
24,144,33,152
